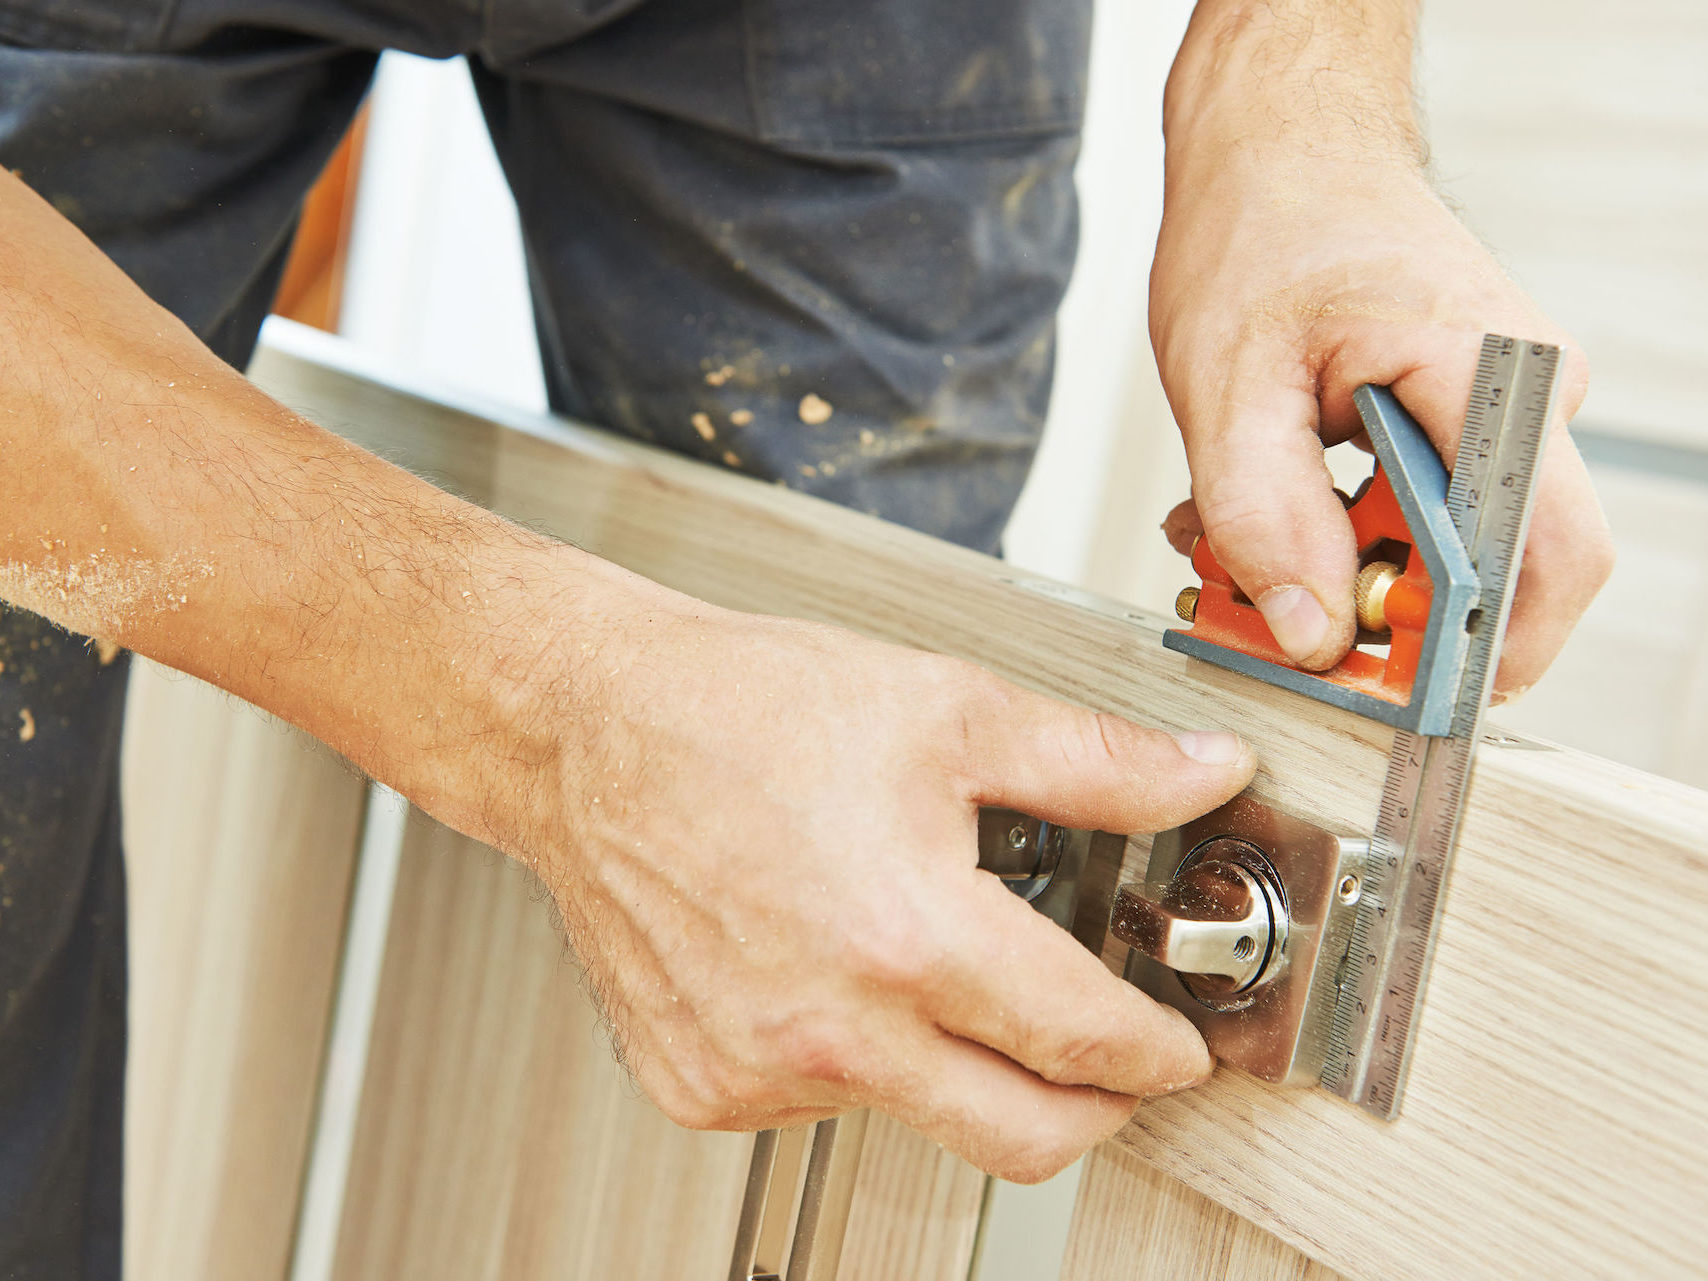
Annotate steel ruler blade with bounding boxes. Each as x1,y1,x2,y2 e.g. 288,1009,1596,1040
1321,336,1560,1117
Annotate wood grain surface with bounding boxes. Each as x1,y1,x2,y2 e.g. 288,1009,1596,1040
123,661,366,1281
1062,1144,1342,1281
835,1113,987,1281
321,805,986,1281
328,810,755,1281
251,323,1708,1281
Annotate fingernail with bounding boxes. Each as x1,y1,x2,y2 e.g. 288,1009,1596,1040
1490,683,1532,708
1173,730,1245,765
1155,1008,1215,1092
1258,586,1331,665
1164,1058,1216,1093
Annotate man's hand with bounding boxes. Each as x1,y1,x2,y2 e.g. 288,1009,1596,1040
0,163,1253,1185
523,581,1254,1182
1151,0,1614,697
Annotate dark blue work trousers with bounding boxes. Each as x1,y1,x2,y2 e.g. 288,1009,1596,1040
0,0,1092,1273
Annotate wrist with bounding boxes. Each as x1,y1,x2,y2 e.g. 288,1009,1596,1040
72,368,659,860
1162,0,1426,182
237,502,667,863
0,164,682,868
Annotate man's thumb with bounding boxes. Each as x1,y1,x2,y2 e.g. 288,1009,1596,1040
963,681,1256,834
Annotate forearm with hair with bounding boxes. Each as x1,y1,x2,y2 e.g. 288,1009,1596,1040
1165,0,1425,170
0,166,630,852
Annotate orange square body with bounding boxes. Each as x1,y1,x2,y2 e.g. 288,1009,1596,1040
1176,467,1433,711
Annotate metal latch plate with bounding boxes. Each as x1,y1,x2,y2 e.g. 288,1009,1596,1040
1124,796,1366,1085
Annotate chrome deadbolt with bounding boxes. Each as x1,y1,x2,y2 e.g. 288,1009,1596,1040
1109,837,1289,1011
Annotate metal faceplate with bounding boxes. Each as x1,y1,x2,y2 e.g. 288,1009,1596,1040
1118,796,1367,1086
978,797,1368,1087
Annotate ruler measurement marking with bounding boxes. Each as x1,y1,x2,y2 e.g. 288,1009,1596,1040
1321,336,1558,1115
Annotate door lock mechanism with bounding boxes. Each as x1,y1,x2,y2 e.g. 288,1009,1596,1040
1110,837,1289,1009
1120,796,1367,1085
975,795,1366,1086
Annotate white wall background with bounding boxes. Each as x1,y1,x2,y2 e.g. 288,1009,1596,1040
340,54,546,413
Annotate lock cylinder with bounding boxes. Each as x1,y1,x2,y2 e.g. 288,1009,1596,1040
1110,837,1289,1012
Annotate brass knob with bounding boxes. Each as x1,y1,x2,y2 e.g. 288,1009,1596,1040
1355,561,1402,633
1174,586,1200,622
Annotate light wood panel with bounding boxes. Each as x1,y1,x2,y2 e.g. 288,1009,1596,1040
1062,1145,1340,1281
835,1114,986,1281
250,322,1708,1281
123,660,366,1281
328,810,755,1281
1090,737,1707,1280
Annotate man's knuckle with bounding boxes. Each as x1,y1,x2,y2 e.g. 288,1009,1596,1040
771,1015,859,1086
1561,346,1591,407
848,912,936,990
643,1068,719,1130
643,1050,756,1130
1589,534,1617,586
917,650,974,687
909,656,995,771
991,1126,1079,1185
1193,490,1279,554
1089,712,1128,768
1036,1031,1106,1086
1047,710,1125,779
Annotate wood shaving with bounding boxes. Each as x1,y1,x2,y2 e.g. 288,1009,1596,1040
798,394,833,425
729,409,753,427
17,708,33,743
690,412,716,442
704,365,736,387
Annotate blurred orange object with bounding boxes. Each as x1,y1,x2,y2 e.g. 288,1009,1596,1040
272,107,368,332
